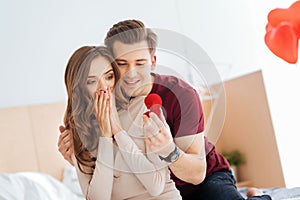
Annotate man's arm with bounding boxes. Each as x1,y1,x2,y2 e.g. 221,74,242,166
145,111,206,185
170,133,206,185
168,87,207,185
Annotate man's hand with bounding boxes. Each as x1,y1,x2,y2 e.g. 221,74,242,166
58,125,74,166
143,111,175,158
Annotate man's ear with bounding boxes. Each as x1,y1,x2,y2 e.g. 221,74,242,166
151,55,156,71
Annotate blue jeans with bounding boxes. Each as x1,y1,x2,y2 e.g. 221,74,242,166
181,170,272,200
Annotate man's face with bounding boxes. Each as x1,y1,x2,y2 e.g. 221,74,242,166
112,40,156,98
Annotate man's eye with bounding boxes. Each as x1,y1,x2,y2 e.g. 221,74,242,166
136,63,146,66
117,62,127,66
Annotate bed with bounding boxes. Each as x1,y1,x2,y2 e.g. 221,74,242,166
238,187,300,200
0,102,84,199
0,169,84,200
0,101,300,200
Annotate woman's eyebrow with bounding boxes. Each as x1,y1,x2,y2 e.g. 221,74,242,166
88,69,113,78
104,69,113,75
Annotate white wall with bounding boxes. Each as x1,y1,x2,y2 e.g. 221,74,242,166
246,0,300,188
1,0,260,108
0,0,182,107
1,0,299,187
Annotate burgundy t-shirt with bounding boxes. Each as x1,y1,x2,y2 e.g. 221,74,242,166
150,73,230,196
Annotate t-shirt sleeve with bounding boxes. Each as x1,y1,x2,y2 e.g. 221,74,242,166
173,89,204,138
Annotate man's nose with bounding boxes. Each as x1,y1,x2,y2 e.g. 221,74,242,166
126,65,137,77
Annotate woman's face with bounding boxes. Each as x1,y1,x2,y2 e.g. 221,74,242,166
86,55,115,96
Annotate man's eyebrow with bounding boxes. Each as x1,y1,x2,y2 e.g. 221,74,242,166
115,59,148,62
136,59,148,62
115,59,127,62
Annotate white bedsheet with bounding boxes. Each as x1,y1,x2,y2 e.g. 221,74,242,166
0,172,84,200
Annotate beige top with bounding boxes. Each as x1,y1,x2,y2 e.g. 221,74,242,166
73,96,182,200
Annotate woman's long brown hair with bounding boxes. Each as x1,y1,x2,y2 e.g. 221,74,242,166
63,46,119,175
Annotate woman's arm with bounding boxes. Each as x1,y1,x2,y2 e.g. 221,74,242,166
109,92,168,196
72,88,114,199
113,130,167,197
72,136,114,200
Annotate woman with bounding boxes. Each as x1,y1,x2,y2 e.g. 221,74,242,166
63,46,181,200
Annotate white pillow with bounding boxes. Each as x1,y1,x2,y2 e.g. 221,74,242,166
0,172,84,200
62,166,84,197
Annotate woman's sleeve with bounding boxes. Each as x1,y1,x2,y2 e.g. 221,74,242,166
72,136,114,200
114,130,167,197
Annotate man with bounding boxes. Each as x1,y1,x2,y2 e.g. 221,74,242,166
58,19,271,200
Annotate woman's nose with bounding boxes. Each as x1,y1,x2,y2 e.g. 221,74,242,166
97,80,107,91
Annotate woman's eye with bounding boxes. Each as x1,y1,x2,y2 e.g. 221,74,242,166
87,80,96,85
106,74,114,80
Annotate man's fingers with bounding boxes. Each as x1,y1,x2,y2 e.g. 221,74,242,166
61,134,72,150
57,126,74,166
58,129,71,146
58,142,68,153
150,112,172,140
143,114,149,124
149,112,165,130
149,112,173,148
58,126,67,145
61,129,71,138
64,140,72,149
58,145,66,154
143,114,167,146
62,133,71,143
64,149,74,165
145,138,155,150
143,116,159,134
158,109,168,127
59,125,65,133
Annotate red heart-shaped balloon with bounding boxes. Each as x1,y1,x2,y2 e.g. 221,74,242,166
265,22,299,64
268,1,300,38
